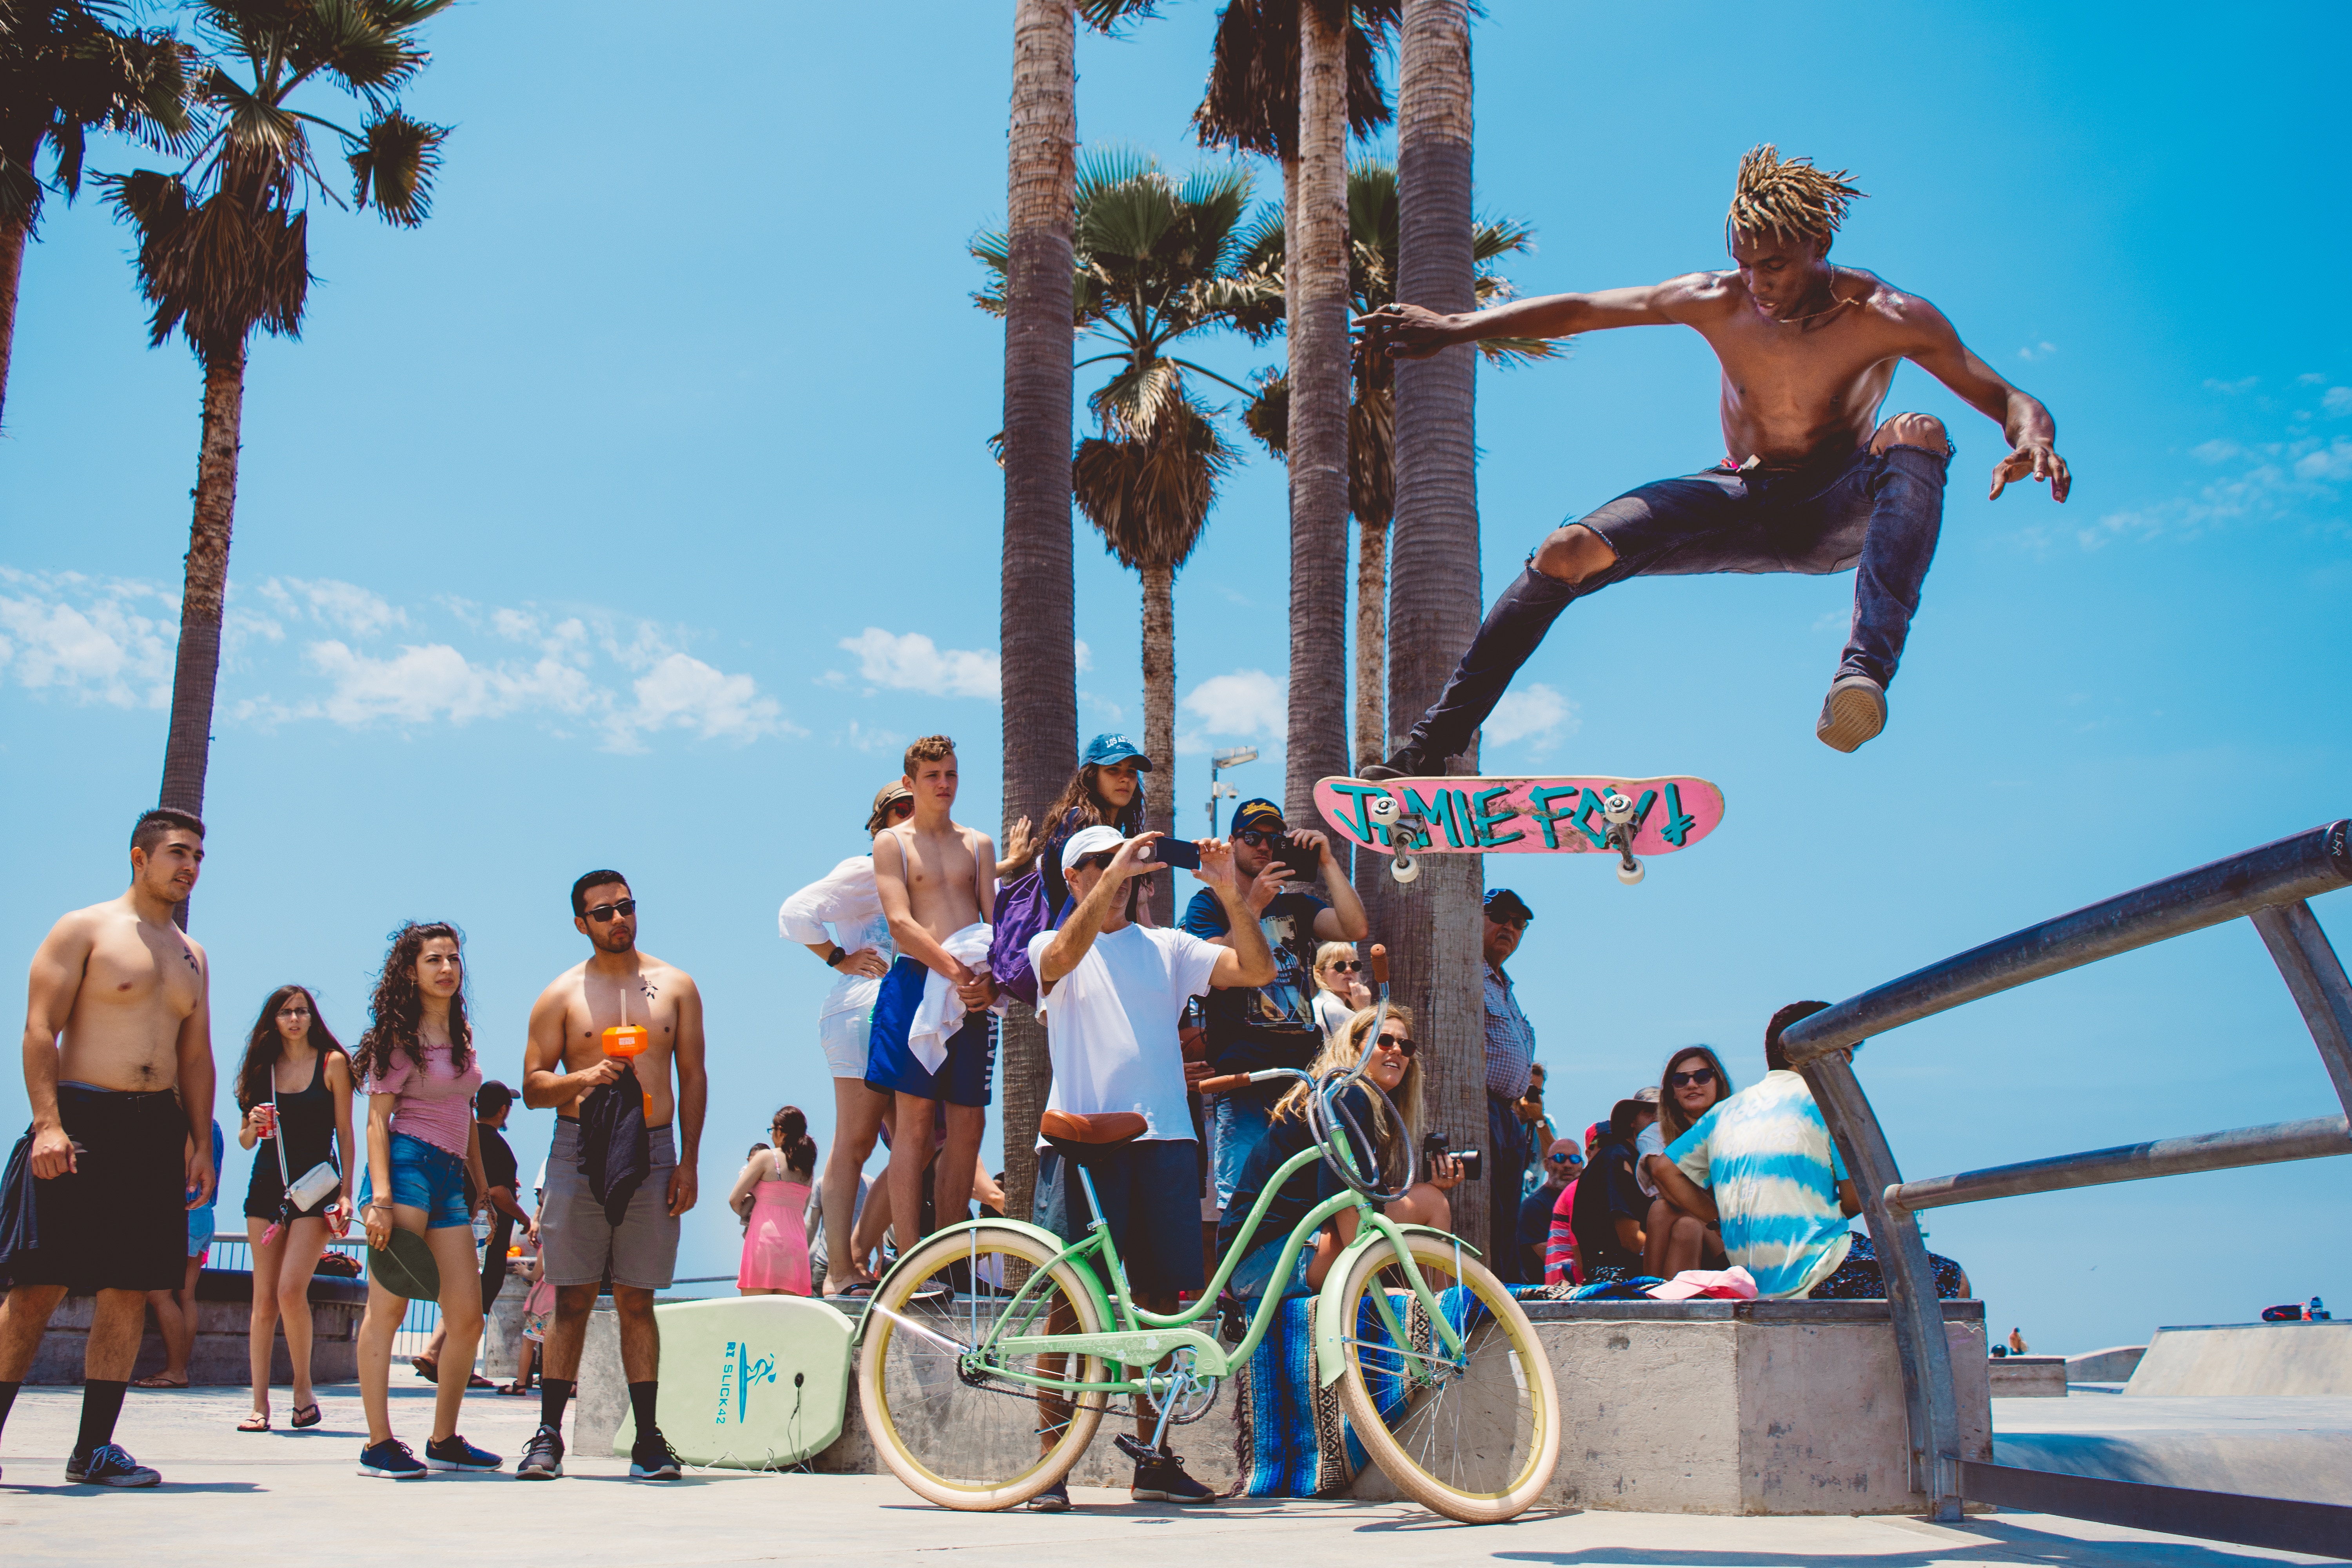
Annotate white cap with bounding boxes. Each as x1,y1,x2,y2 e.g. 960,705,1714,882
1061,824,1127,872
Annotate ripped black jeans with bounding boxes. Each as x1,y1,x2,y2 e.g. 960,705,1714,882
1398,439,1953,768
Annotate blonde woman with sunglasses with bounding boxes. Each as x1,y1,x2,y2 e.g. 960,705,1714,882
1308,942,1370,1042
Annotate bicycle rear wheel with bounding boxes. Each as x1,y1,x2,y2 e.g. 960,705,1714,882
1332,1231,1559,1523
857,1223,1108,1510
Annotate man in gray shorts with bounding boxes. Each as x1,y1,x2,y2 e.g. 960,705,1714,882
518,871,708,1481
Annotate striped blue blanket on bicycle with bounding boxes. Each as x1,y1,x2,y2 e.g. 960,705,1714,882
1229,1285,1466,1497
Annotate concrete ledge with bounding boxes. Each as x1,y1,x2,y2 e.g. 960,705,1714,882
1990,1356,2069,1397
1993,1393,2352,1507
2065,1344,2147,1383
2125,1320,2350,1396
2,1271,365,1387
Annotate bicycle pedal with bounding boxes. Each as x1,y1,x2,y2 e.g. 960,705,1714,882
1111,1434,1161,1466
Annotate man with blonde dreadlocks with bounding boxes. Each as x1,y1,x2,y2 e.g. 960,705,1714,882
1356,146,2070,765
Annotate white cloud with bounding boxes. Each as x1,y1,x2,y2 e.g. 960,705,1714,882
1079,690,1125,724
836,628,1000,700
258,576,408,637
2324,387,2352,417
2203,376,2259,395
2294,439,2352,482
2189,439,2241,464
0,569,176,708
844,720,906,755
1180,668,1285,735
604,652,789,751
1483,683,1580,749
2298,372,2327,386
1074,639,1094,674
2063,398,2352,550
2016,341,2057,362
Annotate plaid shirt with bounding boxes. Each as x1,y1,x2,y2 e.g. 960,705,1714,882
1483,964,1537,1098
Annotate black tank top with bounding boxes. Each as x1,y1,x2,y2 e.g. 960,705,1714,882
266,1049,338,1178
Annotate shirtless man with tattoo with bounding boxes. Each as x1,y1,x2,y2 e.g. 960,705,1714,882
515,871,707,1482
862,735,998,1269
1356,145,2073,772
1,808,218,1487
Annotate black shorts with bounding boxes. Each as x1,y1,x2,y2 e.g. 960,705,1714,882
8,1086,189,1293
1034,1141,1203,1296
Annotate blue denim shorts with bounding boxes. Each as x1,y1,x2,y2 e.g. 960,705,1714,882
1229,1238,1314,1304
357,1131,472,1230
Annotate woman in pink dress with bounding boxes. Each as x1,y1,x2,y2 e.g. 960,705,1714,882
730,1107,816,1295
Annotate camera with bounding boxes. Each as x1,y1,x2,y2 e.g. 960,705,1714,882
1421,1132,1482,1182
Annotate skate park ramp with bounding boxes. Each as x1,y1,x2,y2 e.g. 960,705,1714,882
1993,1323,2352,1509
2125,1320,2351,1396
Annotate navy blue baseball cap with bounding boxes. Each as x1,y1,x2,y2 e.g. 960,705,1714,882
1080,733,1151,770
1230,797,1286,836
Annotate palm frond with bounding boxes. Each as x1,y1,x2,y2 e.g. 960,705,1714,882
1472,214,1536,264
1476,336,1560,367
1073,394,1235,573
1077,0,1164,35
1089,354,1184,440
1240,366,1287,458
347,105,443,224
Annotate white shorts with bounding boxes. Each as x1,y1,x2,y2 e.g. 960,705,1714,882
818,992,879,1079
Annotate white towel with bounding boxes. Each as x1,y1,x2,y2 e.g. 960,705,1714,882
907,921,1004,1073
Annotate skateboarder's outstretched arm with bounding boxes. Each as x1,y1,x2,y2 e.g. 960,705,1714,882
1894,298,2071,502
1356,274,1726,357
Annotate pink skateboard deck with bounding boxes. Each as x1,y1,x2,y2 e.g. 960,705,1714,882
1314,775,1726,858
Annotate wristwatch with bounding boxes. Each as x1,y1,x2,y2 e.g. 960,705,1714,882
824,946,848,969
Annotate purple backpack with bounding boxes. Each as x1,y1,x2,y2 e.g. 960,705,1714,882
987,867,1061,1007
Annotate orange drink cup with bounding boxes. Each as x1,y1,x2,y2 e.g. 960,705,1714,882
602,1024,652,1115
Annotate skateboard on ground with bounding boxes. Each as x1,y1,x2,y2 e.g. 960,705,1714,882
1314,774,1726,886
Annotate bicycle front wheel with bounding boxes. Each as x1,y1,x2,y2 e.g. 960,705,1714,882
857,1223,1109,1510
1333,1231,1560,1523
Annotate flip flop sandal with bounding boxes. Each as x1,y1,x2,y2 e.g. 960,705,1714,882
133,1375,191,1389
498,1381,534,1396
465,1373,496,1390
410,1356,439,1383
290,1404,323,1429
238,1412,270,1433
832,1281,877,1299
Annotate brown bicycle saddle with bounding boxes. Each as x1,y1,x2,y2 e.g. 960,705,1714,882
1040,1109,1148,1145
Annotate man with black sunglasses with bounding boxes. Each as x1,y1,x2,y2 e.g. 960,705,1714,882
1178,798,1368,1219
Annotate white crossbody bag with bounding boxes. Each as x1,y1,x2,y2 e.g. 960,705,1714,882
272,1075,343,1213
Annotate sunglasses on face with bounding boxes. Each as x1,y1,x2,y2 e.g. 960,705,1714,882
1324,959,1363,974
1670,1067,1717,1088
1374,1033,1417,1058
1072,852,1117,874
887,799,914,817
584,898,638,922
1549,1151,1581,1165
1235,828,1289,849
278,1006,311,1018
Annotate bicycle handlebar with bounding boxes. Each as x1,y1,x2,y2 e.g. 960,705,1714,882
1367,942,1388,985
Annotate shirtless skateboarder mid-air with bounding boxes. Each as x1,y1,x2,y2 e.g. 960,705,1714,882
1356,145,2073,772
0,809,218,1488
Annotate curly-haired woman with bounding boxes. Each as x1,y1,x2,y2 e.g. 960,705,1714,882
352,922,499,1478
230,984,355,1433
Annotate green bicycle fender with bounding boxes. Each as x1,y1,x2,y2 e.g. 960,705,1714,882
851,1218,1112,1347
1312,1225,1485,1388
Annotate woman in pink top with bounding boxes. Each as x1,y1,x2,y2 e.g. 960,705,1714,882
730,1106,816,1295
352,922,499,1479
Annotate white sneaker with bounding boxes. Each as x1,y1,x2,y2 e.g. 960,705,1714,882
1816,673,1887,753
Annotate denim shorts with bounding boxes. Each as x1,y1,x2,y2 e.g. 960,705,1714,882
1229,1238,1314,1304
357,1131,472,1230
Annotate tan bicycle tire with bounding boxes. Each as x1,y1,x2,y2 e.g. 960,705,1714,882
1332,1232,1560,1523
857,1223,1108,1510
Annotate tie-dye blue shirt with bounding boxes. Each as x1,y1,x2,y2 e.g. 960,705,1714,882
1664,1071,1853,1299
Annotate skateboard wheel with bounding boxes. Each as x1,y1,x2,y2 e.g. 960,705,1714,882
1367,795,1400,827
1602,791,1636,826
1617,858,1645,886
1390,854,1420,885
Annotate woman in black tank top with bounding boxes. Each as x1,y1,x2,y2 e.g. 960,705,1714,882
230,985,356,1432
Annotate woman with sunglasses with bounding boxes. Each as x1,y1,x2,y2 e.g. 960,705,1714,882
778,781,912,1296
1218,1006,1462,1303
1642,1045,1735,1278
1308,942,1370,1042
996,733,1151,920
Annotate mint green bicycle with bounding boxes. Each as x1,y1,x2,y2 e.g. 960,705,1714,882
854,948,1559,1523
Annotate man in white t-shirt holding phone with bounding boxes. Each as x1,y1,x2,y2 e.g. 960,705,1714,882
1025,826,1274,1512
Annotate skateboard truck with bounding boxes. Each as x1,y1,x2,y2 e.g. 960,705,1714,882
1600,790,1644,886
1365,792,1426,884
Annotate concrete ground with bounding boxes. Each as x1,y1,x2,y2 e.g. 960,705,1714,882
1,1386,2344,1567
1991,1393,2352,1506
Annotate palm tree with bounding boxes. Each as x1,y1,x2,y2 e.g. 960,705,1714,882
102,0,450,920
1238,158,1549,771
1388,0,1490,1252
979,152,1269,920
0,0,193,430
1194,0,1397,818
997,0,1162,1241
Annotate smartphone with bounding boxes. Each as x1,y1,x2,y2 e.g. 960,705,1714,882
1149,837,1203,871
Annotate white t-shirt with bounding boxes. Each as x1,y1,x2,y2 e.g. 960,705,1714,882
1029,923,1222,1145
1311,988,1357,1042
1635,1120,1666,1198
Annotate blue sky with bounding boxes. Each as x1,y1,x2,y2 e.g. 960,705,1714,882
3,1,2346,1349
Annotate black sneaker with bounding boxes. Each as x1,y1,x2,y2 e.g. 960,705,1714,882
1026,1478,1071,1512
1130,1445,1215,1504
516,1424,564,1480
628,1430,682,1480
65,1443,160,1487
424,1433,503,1472
357,1438,428,1479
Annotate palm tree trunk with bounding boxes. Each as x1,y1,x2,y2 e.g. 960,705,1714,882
1387,0,1490,1253
0,214,26,434
1000,0,1081,1235
1353,508,1387,771
1140,561,1176,923
1283,0,1352,820
158,342,246,929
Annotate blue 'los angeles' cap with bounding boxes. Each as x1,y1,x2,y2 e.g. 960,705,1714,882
1079,733,1151,770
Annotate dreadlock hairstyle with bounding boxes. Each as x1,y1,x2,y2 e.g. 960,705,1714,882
1726,145,1866,251
359,921,475,1085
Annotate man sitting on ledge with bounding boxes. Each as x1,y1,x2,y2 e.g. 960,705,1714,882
1652,1002,1968,1299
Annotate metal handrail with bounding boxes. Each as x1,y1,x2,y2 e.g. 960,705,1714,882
1769,818,2352,1550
